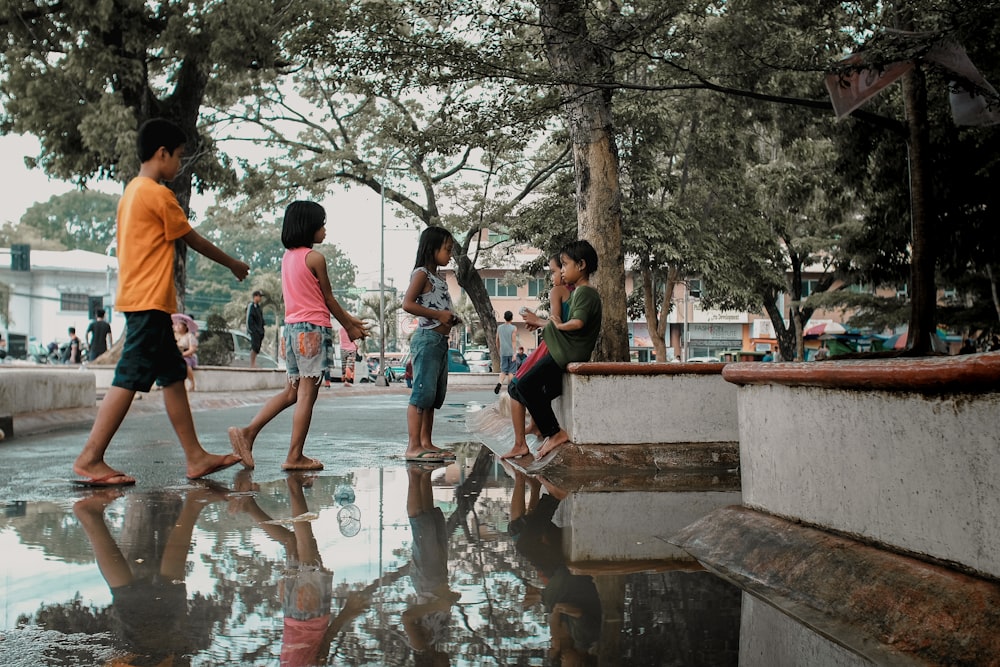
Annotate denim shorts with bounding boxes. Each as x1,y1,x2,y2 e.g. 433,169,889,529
500,354,516,373
283,322,333,382
408,328,449,410
112,310,187,392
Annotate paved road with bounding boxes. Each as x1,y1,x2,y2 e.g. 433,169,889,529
0,385,499,501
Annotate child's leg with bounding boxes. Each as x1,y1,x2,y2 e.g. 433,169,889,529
229,381,299,468
73,490,133,588
283,377,323,470
419,408,436,450
406,404,425,458
161,484,230,581
287,473,321,562
513,355,570,457
161,381,241,479
186,365,196,391
501,397,531,459
73,386,138,483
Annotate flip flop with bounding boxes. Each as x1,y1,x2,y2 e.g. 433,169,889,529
228,427,255,469
405,450,446,463
426,447,456,460
282,457,325,471
187,455,242,480
71,471,136,488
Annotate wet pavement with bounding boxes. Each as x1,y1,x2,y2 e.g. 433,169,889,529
0,387,750,666
2,385,908,666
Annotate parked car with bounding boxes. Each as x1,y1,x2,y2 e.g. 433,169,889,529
198,329,282,370
448,348,471,373
463,348,492,373
686,356,722,363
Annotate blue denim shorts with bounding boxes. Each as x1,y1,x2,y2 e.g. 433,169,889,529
408,328,449,410
283,322,333,382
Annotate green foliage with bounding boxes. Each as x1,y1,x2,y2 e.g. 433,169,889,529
19,191,118,253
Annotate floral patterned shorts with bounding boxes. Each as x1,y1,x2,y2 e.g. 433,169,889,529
283,322,333,382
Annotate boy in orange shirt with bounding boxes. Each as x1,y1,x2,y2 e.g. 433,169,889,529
72,118,250,486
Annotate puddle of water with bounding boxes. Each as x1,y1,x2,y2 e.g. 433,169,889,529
0,447,750,666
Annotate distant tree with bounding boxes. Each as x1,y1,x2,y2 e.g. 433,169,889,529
19,190,118,253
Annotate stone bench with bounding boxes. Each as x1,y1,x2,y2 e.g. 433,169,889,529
563,362,739,445
721,352,1000,580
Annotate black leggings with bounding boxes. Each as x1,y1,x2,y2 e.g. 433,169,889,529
507,353,564,438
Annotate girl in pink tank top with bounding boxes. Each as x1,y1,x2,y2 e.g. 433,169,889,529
227,201,369,473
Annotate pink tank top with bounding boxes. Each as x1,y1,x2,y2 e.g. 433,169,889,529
282,247,331,327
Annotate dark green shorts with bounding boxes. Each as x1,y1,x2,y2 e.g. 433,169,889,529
112,310,187,392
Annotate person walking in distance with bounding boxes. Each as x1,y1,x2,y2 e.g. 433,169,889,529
72,118,249,486
494,311,517,394
246,289,265,368
228,201,368,472
86,308,113,362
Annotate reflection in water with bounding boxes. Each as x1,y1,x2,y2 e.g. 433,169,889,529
5,444,743,666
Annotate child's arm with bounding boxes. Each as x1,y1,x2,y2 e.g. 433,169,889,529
549,285,569,325
306,251,368,340
402,269,458,326
183,230,250,281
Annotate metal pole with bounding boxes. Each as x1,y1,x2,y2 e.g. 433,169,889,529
377,174,387,386
682,285,688,362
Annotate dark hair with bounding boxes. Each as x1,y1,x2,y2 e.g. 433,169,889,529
68,327,76,334
137,118,187,163
549,252,562,266
281,201,326,249
503,311,513,321
413,226,455,269
560,240,598,275
96,308,106,318
252,290,263,297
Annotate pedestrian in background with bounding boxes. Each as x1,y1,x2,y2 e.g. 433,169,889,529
72,117,248,486
494,310,517,394
63,326,83,364
402,226,460,463
339,326,358,385
86,308,113,362
228,201,368,472
246,289,265,368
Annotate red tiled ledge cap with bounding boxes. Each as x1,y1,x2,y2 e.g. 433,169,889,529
567,362,726,376
721,353,1000,393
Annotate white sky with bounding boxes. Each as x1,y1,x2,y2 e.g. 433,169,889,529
1,133,422,292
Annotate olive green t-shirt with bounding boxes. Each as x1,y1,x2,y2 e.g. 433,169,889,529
542,285,602,368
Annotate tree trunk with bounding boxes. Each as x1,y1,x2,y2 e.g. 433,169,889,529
902,65,937,355
537,0,629,362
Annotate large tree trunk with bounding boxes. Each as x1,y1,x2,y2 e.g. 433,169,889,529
901,64,937,355
537,0,629,362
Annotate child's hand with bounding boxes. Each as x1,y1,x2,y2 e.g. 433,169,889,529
230,260,250,281
346,322,368,340
522,311,545,330
442,310,461,326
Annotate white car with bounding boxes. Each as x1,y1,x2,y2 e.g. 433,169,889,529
464,348,492,373
686,356,722,363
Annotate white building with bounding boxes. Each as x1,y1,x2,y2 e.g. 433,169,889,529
0,246,121,358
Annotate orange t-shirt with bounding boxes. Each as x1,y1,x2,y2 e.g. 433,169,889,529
114,176,192,313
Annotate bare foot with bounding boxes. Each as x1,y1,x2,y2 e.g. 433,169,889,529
421,444,456,459
282,456,324,471
72,488,125,515
187,453,242,480
501,442,533,460
526,421,541,438
535,430,570,459
228,427,255,469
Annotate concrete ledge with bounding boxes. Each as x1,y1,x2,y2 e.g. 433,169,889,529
563,362,738,444
90,365,288,392
726,354,1000,579
0,368,96,414
671,506,1000,666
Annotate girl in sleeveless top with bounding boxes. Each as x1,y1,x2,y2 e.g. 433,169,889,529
227,201,368,472
402,227,461,462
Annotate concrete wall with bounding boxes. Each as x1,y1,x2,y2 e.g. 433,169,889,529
563,362,738,444
0,368,95,414
90,365,289,392
724,353,1000,580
